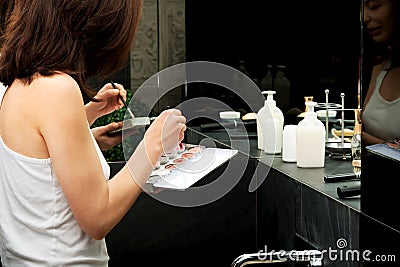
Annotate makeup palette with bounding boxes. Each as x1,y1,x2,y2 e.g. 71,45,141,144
146,145,239,190
149,143,205,180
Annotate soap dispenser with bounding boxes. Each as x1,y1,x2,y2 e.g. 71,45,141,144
296,101,326,168
256,90,284,154
257,91,269,150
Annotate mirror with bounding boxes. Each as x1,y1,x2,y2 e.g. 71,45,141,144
361,0,400,145
360,0,400,230
185,1,361,122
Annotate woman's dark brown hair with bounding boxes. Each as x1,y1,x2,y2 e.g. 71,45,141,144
0,0,14,39
0,0,143,99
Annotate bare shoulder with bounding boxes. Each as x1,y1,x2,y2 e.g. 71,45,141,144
32,73,81,101
30,73,83,108
371,63,384,81
30,73,86,125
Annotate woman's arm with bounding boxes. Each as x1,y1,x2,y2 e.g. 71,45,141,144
38,75,186,240
86,82,128,150
362,130,385,146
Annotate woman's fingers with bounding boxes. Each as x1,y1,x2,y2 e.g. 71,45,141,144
150,109,187,153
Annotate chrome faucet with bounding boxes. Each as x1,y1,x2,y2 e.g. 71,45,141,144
231,249,323,266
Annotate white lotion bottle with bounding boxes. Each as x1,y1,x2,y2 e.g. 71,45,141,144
257,91,284,154
256,91,269,150
296,101,326,168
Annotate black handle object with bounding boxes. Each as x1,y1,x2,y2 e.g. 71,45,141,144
200,120,257,132
106,128,122,137
200,121,237,131
242,120,257,131
337,184,361,199
324,173,360,183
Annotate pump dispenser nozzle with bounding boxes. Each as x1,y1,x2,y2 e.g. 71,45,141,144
265,90,276,101
261,90,277,106
305,101,317,113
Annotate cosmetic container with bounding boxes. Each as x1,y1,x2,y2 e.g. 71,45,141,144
296,101,326,168
256,91,284,154
351,109,362,175
282,124,297,162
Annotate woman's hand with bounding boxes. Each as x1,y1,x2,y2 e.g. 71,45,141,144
143,109,186,164
91,121,123,151
85,82,128,125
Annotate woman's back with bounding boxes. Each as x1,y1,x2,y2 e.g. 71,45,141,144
0,75,110,266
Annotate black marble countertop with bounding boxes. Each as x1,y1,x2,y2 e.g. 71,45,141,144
187,126,361,212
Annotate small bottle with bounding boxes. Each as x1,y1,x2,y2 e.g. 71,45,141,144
282,124,297,162
296,101,326,168
260,65,274,91
233,60,250,95
274,65,291,112
237,60,250,76
351,109,362,175
257,91,284,154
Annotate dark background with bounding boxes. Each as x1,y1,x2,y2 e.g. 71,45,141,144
185,1,361,118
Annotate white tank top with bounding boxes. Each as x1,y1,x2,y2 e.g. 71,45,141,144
0,85,110,266
362,61,400,141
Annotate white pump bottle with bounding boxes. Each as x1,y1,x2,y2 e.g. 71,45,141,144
256,91,284,154
296,101,326,168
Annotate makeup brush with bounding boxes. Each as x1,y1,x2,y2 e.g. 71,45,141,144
110,80,135,118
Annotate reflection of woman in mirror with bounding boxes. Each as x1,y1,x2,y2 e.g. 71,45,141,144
362,0,400,145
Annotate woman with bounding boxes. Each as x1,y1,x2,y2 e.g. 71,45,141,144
0,0,186,266
362,0,400,145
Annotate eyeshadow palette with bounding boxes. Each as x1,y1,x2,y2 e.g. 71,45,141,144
148,143,205,182
146,143,238,190
366,137,400,162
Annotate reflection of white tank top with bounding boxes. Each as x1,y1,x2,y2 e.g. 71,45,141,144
362,61,400,141
0,85,110,266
